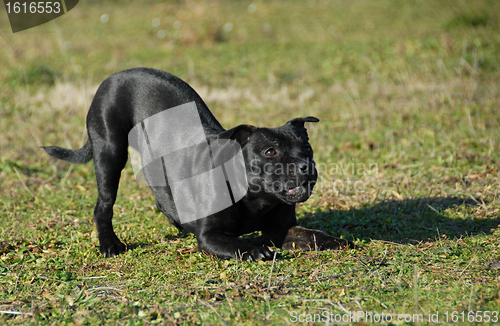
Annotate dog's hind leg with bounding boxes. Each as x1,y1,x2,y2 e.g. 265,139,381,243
90,133,129,257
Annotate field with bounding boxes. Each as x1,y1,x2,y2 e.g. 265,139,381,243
1,0,500,324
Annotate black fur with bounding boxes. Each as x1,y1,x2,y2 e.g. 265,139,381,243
43,141,92,164
44,68,353,260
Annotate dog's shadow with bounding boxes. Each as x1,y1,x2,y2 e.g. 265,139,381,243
126,196,498,257
125,232,191,252
299,196,498,244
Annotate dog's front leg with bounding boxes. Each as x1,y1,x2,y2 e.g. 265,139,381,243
281,226,354,251
197,230,273,261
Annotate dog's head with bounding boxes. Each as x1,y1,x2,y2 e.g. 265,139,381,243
218,117,319,204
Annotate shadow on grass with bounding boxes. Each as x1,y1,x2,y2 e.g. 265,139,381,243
123,196,497,257
124,232,193,253
299,196,499,244
126,243,152,251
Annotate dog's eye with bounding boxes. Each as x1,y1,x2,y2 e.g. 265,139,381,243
265,148,277,156
304,145,312,153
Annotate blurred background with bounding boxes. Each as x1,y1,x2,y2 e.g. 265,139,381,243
1,0,499,227
1,0,498,208
1,1,500,323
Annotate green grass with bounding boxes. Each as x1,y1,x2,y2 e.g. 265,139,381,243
1,0,500,324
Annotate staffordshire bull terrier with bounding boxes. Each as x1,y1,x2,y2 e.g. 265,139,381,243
43,68,353,260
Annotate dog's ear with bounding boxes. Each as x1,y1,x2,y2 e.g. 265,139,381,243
217,124,256,145
287,116,320,129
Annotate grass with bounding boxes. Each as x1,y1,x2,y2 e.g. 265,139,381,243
1,0,500,324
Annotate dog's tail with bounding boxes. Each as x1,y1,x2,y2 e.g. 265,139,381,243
43,140,93,164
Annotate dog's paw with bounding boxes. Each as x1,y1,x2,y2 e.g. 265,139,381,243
280,226,355,251
240,246,274,261
317,236,355,251
99,237,127,258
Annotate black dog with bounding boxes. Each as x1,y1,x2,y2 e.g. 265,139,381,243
44,68,353,260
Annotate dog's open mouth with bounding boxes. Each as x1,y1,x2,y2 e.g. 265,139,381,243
283,181,316,202
287,185,305,196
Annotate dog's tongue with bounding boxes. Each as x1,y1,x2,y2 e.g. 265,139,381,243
288,186,303,195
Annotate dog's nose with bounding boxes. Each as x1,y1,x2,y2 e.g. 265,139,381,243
298,162,309,173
